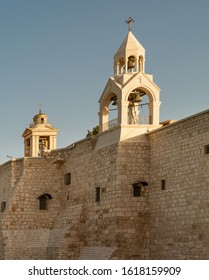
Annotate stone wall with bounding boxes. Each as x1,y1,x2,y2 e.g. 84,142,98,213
0,134,151,259
46,139,119,259
113,142,150,259
0,159,23,259
3,110,209,259
149,111,209,259
48,139,150,259
41,137,150,259
0,157,62,259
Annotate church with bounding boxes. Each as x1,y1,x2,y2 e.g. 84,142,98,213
1,18,209,259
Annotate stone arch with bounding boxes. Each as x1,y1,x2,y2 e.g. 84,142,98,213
114,57,126,76
127,55,137,72
100,91,119,132
38,193,52,210
125,85,158,125
133,181,148,197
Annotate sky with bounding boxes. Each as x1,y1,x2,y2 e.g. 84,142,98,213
1,0,209,162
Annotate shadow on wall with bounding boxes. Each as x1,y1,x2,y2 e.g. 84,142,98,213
0,217,5,259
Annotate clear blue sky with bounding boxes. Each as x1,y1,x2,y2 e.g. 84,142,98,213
1,0,209,162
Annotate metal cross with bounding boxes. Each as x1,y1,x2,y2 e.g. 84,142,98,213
125,17,135,31
38,103,43,114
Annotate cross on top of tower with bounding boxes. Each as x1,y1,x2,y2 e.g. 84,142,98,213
125,17,135,31
38,103,43,114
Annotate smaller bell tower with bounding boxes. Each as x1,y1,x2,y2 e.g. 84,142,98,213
22,110,58,157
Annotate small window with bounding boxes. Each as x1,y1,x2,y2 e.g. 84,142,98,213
133,181,148,197
133,184,142,197
1,202,6,212
161,179,166,190
64,173,71,185
95,187,100,202
204,145,209,154
38,194,52,210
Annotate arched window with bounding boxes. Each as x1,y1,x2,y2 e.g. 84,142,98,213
38,193,52,210
128,55,136,72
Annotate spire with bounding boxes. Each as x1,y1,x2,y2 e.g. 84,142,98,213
114,19,145,76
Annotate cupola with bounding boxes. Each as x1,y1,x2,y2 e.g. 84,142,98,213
22,110,58,157
114,29,145,76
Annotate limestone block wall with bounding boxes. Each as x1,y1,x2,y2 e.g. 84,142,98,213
1,132,149,260
46,139,119,259
1,157,62,259
47,137,150,259
0,162,11,260
113,142,150,259
149,111,209,259
0,159,24,259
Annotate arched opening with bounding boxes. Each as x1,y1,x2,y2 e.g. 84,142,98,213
38,193,52,210
64,173,71,185
133,181,148,197
128,55,136,72
119,58,125,75
127,88,149,124
101,92,119,131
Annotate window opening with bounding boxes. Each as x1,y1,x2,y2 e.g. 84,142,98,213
38,194,52,210
133,181,148,197
161,179,166,190
1,202,6,212
204,145,209,154
133,185,141,197
64,173,71,185
95,187,100,202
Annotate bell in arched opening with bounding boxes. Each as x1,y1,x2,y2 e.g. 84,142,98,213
128,56,136,71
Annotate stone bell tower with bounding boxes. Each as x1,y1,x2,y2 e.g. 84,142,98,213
98,18,161,147
22,110,58,157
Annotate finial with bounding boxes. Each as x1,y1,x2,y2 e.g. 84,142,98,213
38,103,43,114
125,17,134,31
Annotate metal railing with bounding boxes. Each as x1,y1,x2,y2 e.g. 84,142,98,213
103,118,119,131
138,114,150,124
102,114,150,131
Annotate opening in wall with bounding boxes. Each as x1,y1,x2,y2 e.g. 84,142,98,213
38,194,52,210
161,179,166,190
64,173,71,185
133,181,148,197
95,187,100,202
204,144,209,154
133,184,142,197
1,201,6,212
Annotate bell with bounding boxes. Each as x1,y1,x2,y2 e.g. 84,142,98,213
128,56,135,69
134,93,142,103
128,60,135,69
111,96,118,106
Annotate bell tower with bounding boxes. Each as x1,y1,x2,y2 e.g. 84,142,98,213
22,110,58,157
98,18,161,147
